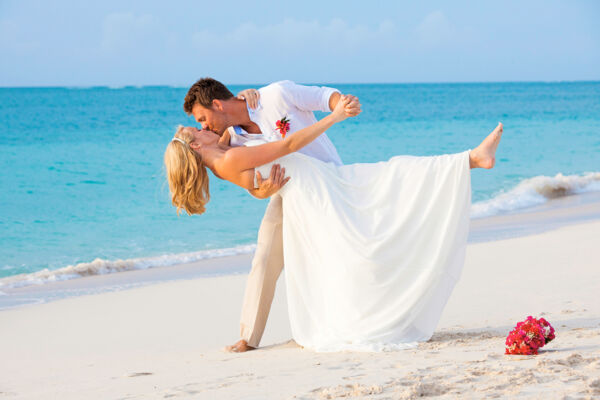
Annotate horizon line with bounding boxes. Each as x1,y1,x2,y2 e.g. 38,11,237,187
1,78,599,89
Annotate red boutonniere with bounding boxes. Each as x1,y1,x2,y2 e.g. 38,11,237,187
275,116,290,138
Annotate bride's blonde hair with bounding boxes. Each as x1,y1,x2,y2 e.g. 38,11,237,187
164,125,210,215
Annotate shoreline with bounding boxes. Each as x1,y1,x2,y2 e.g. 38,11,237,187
2,190,600,311
1,215,599,398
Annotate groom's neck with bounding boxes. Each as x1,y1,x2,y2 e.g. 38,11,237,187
227,98,252,125
226,99,261,134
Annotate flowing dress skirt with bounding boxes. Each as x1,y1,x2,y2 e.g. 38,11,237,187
255,149,472,352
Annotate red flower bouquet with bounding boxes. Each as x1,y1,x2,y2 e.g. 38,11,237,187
505,316,556,355
276,116,290,138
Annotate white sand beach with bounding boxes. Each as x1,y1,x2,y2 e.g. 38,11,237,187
1,208,600,399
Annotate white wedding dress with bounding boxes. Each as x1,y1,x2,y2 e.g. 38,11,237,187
253,147,472,352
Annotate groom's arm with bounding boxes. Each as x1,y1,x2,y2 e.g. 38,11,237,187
276,80,361,116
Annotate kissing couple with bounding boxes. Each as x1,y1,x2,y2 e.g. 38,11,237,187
164,78,503,352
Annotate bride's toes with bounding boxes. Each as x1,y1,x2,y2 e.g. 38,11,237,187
490,123,502,140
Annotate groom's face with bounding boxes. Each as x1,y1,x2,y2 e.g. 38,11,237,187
191,102,228,136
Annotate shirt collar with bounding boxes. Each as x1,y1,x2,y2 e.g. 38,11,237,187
232,125,244,135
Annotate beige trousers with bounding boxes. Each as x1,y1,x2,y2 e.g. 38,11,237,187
240,194,285,348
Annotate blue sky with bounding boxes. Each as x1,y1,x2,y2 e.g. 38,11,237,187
1,0,598,86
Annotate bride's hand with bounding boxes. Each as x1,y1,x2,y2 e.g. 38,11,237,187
236,89,260,109
331,95,352,123
344,95,361,117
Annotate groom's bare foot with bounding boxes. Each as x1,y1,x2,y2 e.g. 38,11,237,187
469,123,503,169
224,339,256,353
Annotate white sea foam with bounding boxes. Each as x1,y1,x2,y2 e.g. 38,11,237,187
0,244,256,290
471,171,600,218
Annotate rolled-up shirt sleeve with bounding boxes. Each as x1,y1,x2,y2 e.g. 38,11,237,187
276,80,340,112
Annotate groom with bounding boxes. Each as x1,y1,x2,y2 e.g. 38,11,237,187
183,78,361,352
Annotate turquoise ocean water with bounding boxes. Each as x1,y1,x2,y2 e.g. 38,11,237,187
1,82,599,287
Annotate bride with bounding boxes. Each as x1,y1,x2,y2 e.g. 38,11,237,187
164,95,503,351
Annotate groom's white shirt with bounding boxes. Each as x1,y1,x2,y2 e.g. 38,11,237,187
228,80,343,166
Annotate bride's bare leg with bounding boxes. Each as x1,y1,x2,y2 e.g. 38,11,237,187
469,123,503,169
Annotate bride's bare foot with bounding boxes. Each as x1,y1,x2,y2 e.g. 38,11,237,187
469,123,503,169
224,339,256,353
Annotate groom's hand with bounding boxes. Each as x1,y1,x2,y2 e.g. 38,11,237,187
249,164,290,199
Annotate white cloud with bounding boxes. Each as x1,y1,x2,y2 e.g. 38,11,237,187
0,19,40,54
101,12,173,54
191,18,400,58
186,18,406,83
414,10,457,47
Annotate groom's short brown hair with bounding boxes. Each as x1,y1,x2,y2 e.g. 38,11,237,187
183,78,234,114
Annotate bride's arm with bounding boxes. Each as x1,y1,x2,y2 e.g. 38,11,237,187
215,96,350,179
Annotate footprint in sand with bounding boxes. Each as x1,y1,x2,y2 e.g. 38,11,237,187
455,376,476,385
562,353,584,365
342,374,366,380
400,382,449,398
466,368,488,376
589,378,600,394
313,383,383,398
486,353,502,360
127,372,153,377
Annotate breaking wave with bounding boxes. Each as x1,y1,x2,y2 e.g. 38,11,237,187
0,244,256,289
471,171,600,218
